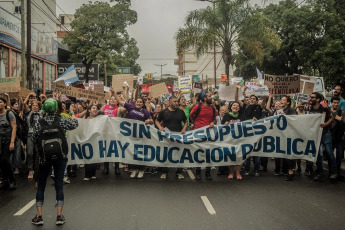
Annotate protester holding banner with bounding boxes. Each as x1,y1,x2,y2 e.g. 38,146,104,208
0,97,17,190
329,96,345,180
280,96,297,181
221,102,245,180
190,91,217,180
101,95,120,175
178,95,193,130
113,87,153,179
156,96,188,180
83,104,102,181
266,94,281,116
236,87,262,177
296,102,306,115
309,92,338,181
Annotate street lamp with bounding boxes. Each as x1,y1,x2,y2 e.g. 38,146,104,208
154,64,167,81
195,0,217,88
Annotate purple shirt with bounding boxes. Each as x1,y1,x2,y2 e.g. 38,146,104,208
124,103,151,122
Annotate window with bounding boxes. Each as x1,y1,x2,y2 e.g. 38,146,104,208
0,47,9,77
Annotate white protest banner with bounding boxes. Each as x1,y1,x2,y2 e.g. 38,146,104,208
178,75,192,93
245,82,261,96
253,86,269,97
264,74,300,95
68,114,323,167
148,83,169,98
112,74,134,92
231,77,243,85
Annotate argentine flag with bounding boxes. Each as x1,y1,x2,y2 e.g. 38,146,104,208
54,65,79,85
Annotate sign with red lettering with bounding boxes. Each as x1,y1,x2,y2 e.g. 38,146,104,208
264,74,300,95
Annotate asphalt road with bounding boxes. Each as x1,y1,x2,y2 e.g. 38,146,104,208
1,161,345,230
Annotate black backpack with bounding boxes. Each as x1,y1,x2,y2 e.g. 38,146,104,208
37,115,68,162
6,110,28,144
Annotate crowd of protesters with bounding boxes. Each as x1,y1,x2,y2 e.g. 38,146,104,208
0,82,344,193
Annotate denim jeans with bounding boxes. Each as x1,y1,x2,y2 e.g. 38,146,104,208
26,133,34,170
11,137,22,169
333,139,343,173
0,137,14,182
316,131,337,174
36,160,66,207
244,156,260,172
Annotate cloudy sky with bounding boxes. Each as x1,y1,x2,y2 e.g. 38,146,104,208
56,0,267,76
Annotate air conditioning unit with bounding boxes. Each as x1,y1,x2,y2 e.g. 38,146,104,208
15,6,21,14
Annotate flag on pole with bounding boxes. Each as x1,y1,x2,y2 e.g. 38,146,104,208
54,65,79,85
256,68,263,81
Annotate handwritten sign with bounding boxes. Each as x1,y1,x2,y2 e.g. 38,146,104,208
93,84,104,93
0,77,20,92
53,82,105,102
264,74,300,95
112,74,134,93
148,83,169,98
178,75,192,93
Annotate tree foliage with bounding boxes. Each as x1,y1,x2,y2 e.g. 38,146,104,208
175,0,280,82
63,1,141,82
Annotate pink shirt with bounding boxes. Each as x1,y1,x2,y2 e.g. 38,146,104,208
103,104,119,117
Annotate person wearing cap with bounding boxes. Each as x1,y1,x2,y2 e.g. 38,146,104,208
31,98,78,226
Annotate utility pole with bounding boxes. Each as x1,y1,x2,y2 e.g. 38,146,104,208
212,1,217,89
21,0,25,87
27,0,32,90
154,64,167,81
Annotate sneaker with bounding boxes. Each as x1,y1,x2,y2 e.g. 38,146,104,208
56,215,66,225
13,168,20,175
228,173,234,179
160,173,167,180
254,171,259,177
236,174,242,180
28,170,34,179
130,170,138,178
274,171,280,176
91,176,96,180
329,173,338,180
176,173,184,180
32,215,43,225
313,174,322,181
78,164,84,168
244,171,250,176
63,177,70,184
144,168,151,174
150,168,158,174
83,178,89,181
137,170,145,179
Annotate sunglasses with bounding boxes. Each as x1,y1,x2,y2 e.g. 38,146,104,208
310,96,316,99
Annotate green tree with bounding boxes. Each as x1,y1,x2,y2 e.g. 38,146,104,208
175,0,280,82
63,1,141,83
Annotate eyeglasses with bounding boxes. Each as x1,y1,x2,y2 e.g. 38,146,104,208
310,96,316,99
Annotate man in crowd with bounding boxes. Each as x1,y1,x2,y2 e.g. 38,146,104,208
236,91,262,176
329,85,345,111
155,96,188,180
309,92,338,181
329,96,345,180
190,91,217,180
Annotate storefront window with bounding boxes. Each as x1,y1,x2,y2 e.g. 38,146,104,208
11,50,22,77
45,63,56,91
0,47,9,77
31,58,43,90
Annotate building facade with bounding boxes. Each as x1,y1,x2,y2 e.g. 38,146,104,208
0,0,58,93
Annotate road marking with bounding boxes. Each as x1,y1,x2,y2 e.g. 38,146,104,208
14,199,36,216
200,196,216,215
187,169,195,180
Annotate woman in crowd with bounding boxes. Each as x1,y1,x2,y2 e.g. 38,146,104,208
24,99,43,179
10,98,24,175
101,95,120,175
0,97,17,190
113,86,153,179
221,101,245,180
83,104,102,181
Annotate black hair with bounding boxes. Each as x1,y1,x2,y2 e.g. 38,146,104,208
281,95,292,107
169,96,177,101
10,99,17,107
0,97,7,105
312,92,324,101
85,104,101,118
331,96,340,103
249,95,258,101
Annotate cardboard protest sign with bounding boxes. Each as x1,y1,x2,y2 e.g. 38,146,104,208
264,74,300,95
219,84,237,101
253,86,269,97
112,74,134,93
148,83,169,98
178,75,192,93
137,76,143,85
0,77,20,93
93,84,104,93
19,87,35,98
53,82,106,102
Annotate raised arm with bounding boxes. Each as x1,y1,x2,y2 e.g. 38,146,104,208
112,87,125,107
235,86,244,108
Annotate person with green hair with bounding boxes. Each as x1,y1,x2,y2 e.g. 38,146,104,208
31,98,78,226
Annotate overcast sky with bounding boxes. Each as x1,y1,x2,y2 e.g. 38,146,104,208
56,0,267,76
